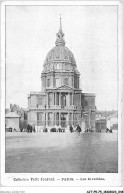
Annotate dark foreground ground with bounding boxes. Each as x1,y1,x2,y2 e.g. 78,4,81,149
5,131,118,173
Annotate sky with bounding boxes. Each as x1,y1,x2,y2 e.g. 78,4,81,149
5,5,118,110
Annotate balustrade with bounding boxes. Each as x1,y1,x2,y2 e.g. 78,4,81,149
37,120,79,127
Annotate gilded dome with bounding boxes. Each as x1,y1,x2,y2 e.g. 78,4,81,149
44,45,76,65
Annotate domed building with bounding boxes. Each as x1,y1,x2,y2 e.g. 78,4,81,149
28,18,96,131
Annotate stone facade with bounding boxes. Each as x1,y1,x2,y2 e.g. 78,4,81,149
28,18,96,130
5,112,21,131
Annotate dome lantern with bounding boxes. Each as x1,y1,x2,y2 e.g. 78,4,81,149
55,14,65,46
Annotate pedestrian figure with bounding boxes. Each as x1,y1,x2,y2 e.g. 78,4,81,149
9,127,12,132
30,125,32,133
76,125,81,133
110,129,113,133
106,127,109,133
20,128,23,132
32,126,35,133
69,125,73,133
27,124,30,133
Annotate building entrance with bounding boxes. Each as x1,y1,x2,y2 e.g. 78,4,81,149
61,113,67,128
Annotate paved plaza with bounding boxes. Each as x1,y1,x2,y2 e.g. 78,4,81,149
5,131,118,173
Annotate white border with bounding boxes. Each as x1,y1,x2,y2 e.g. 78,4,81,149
1,1,123,193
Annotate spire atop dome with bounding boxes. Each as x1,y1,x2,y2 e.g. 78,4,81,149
59,14,62,32
55,14,65,46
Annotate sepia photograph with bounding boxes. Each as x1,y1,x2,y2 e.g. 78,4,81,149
4,4,118,174
1,1,123,192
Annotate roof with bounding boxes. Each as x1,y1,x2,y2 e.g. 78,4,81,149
44,46,76,66
5,112,21,118
43,18,78,73
111,111,118,118
96,117,106,121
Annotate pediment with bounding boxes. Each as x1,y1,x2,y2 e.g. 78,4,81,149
56,85,74,90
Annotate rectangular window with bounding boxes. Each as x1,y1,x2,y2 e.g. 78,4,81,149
56,93,59,105
38,98,43,105
48,93,53,106
55,78,59,87
48,113,53,126
72,77,74,87
56,113,59,126
47,79,50,87
37,113,43,126
70,93,72,105
64,78,68,85
69,113,72,125
74,77,76,88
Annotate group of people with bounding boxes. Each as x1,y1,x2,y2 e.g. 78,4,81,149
43,128,65,133
5,127,17,132
19,124,82,133
7,124,113,134
26,124,35,133
8,123,113,134
84,128,94,133
95,127,113,133
69,125,82,133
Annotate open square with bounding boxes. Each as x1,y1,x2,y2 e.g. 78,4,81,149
5,131,118,173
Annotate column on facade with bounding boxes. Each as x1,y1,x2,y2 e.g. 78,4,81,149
69,92,71,106
74,93,76,106
67,113,69,126
45,112,48,126
73,112,75,126
44,112,46,127
72,93,74,106
54,113,56,126
51,74,54,88
53,93,54,106
55,112,57,125
67,93,69,107
69,93,71,106
59,112,61,126
52,112,54,126
49,92,52,106
80,93,81,107
53,93,55,105
71,112,73,125
54,93,56,106
46,93,48,107
59,92,61,106
56,92,58,106
47,93,49,106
